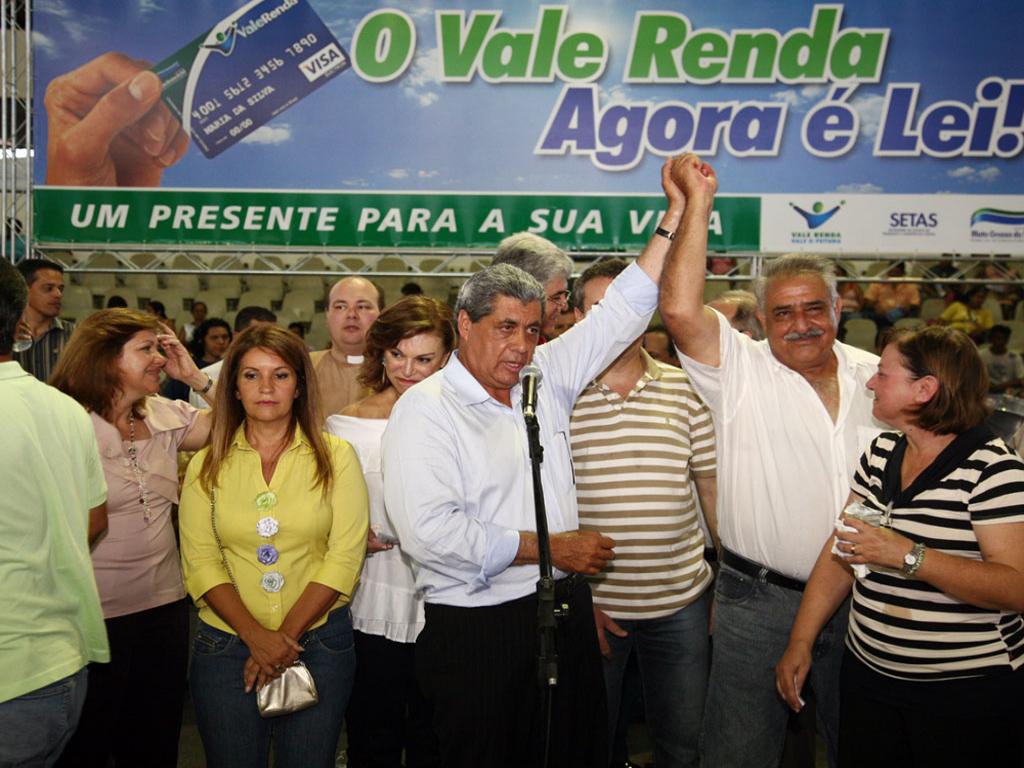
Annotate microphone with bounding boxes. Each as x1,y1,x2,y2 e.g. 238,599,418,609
520,364,543,419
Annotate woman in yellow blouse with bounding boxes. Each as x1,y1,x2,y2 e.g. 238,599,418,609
939,286,994,341
179,324,368,768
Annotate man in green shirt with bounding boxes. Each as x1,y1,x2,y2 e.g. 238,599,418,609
0,258,109,765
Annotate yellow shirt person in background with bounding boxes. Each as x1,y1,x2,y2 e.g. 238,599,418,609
939,286,994,341
179,324,368,768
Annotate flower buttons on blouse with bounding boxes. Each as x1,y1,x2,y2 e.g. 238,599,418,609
255,491,278,512
256,516,279,538
257,544,279,566
260,571,285,593
254,492,281,593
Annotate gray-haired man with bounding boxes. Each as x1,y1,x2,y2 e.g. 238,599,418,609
383,162,685,768
659,156,882,768
493,232,574,341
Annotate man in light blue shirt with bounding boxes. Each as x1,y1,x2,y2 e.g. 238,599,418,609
382,159,685,768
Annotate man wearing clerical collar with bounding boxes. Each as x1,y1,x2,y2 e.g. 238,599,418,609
311,276,384,418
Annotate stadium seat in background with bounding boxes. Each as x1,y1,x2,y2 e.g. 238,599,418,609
982,296,1005,322
280,292,316,323
77,272,117,296
190,291,228,318
163,273,202,296
919,297,946,322
149,289,190,318
123,273,160,297
306,314,330,351
287,274,326,294
843,317,878,352
1003,321,1024,351
62,284,97,320
892,317,926,331
703,281,731,303
236,290,278,311
243,276,285,302
205,274,243,300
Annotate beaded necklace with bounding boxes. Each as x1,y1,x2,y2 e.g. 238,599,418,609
126,411,153,524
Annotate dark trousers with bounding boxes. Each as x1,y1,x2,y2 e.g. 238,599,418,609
415,577,607,768
345,630,439,768
56,599,189,768
839,652,1024,767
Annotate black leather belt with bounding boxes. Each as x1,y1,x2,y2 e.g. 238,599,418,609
721,549,805,592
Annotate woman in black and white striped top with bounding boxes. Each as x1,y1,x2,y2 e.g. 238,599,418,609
776,326,1024,767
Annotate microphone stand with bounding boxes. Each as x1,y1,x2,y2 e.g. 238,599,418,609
524,408,558,767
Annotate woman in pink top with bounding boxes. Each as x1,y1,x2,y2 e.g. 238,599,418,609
50,309,214,768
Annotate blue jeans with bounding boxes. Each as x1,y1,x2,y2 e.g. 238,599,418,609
189,606,356,768
602,592,710,768
0,669,87,767
701,563,848,768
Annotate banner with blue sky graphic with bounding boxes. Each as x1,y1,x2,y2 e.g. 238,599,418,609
31,0,1024,252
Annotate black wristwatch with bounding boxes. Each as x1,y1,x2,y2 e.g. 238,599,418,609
196,374,214,395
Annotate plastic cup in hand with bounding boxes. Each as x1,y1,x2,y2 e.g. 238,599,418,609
12,323,32,353
843,501,885,527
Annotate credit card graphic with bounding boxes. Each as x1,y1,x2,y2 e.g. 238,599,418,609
151,0,350,158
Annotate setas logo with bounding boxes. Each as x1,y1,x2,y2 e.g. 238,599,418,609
885,211,938,237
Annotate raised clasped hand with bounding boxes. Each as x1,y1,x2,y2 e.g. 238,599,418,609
669,153,718,213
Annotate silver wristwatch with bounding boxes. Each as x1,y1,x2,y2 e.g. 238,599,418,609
901,542,926,577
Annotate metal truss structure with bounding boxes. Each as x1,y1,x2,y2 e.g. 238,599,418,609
39,248,1021,291
0,0,29,260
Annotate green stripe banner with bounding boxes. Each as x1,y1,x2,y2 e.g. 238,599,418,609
33,188,760,252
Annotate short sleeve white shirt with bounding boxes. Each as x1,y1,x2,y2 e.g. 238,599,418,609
676,311,884,580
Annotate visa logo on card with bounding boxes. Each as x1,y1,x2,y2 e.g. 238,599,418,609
151,0,350,159
299,43,347,82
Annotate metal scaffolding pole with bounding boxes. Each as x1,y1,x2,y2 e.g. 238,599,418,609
1,0,28,264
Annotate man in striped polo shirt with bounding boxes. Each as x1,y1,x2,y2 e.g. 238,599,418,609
570,258,717,768
14,259,76,382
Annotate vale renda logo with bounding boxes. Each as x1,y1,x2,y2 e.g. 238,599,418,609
787,200,846,246
202,23,238,57
789,200,846,230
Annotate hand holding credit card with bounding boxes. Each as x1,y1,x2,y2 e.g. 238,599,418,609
152,0,350,158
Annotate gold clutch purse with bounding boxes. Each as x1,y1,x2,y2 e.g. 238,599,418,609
256,661,319,718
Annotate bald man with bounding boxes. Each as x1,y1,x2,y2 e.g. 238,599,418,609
311,277,383,417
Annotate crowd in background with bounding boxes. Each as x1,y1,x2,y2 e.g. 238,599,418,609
3,188,1024,768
